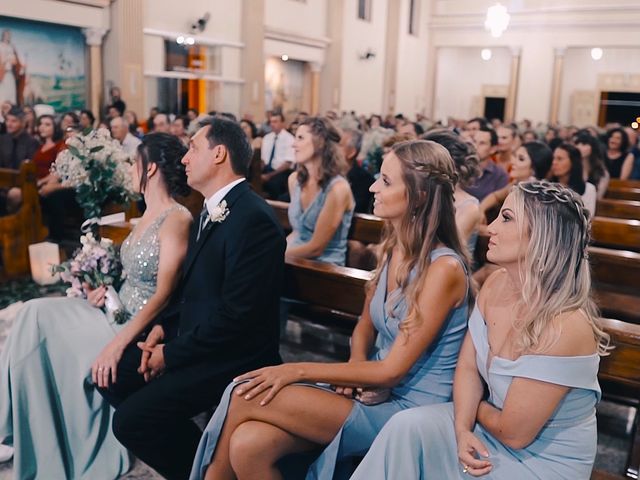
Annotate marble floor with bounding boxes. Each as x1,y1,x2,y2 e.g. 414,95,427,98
0,312,634,479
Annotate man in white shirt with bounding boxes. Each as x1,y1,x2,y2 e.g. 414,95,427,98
110,116,141,158
260,112,295,199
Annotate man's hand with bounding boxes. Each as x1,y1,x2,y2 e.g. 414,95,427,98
137,343,165,381
137,325,165,381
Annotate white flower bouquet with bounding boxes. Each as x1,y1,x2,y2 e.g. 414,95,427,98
52,128,136,225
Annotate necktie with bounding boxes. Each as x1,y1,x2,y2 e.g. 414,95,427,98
196,205,209,241
10,136,19,169
267,134,278,171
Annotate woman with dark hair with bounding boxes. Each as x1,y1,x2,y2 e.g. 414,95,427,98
191,140,470,480
80,109,96,130
286,116,355,265
551,143,596,215
31,114,64,179
352,181,608,479
479,141,553,216
240,118,261,150
0,133,192,480
575,132,609,198
604,127,634,179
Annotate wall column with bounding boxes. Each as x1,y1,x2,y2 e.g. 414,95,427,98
241,0,265,120
504,46,521,123
309,62,321,115
102,0,145,119
381,0,401,116
549,47,566,125
82,28,107,123
319,0,343,113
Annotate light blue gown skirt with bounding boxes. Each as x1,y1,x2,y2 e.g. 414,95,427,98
0,297,131,480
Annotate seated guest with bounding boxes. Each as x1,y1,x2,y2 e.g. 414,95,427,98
551,143,596,216
341,127,375,214
522,129,538,143
496,125,519,172
479,141,553,216
171,115,191,147
60,111,80,133
124,110,144,138
79,109,96,131
464,124,509,201
261,112,295,199
352,180,607,480
191,139,471,480
32,114,65,179
422,130,481,254
110,115,141,158
604,127,634,179
358,114,393,164
0,105,39,214
0,134,192,480
152,112,171,134
240,118,262,151
286,117,354,265
575,132,609,199
99,118,285,480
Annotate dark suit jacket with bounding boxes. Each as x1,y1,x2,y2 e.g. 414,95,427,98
0,131,39,169
161,181,285,375
347,163,375,214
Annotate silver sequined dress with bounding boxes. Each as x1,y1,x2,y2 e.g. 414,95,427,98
0,204,188,480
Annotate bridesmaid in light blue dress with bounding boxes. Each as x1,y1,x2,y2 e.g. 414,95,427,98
285,117,355,266
352,180,608,480
191,140,470,480
0,133,192,479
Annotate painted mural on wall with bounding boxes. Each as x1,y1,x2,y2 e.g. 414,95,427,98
265,57,305,116
0,16,86,112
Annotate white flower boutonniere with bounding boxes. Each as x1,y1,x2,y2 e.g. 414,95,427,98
208,200,230,224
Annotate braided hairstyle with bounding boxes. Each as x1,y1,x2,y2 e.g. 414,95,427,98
511,180,609,355
136,132,191,198
296,116,347,189
421,129,481,187
370,140,469,336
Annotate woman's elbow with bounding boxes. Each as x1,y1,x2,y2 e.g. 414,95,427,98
499,430,535,450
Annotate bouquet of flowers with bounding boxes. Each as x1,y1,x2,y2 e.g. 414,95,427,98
52,232,129,324
52,127,136,227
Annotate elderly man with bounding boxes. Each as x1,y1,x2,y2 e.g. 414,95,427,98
153,113,171,134
110,116,141,158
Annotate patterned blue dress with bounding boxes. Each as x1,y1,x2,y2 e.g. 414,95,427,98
351,304,601,479
189,247,469,480
288,176,354,266
0,205,187,480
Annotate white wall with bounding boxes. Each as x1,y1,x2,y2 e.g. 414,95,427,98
264,0,327,39
559,47,640,125
339,0,388,115
434,47,511,121
0,0,109,30
394,0,430,117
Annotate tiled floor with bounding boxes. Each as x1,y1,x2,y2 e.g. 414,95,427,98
0,314,634,479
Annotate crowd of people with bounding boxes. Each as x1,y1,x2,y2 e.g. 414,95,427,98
0,89,633,479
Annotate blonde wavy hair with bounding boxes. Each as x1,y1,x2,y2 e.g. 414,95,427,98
511,180,610,355
369,140,469,335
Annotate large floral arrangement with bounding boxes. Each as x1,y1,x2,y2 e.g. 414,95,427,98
52,128,136,225
52,232,129,324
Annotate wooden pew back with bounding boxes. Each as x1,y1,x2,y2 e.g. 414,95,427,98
591,217,640,252
596,199,640,220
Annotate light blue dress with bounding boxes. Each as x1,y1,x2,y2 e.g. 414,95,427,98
0,205,186,480
288,176,354,266
351,304,601,479
189,247,469,480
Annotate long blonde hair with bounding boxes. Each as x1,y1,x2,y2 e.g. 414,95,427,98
369,140,469,335
511,180,610,355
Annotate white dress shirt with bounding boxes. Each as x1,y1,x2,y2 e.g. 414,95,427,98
202,178,246,227
121,132,142,158
260,129,295,170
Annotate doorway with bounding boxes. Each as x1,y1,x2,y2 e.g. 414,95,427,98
598,91,640,127
484,97,506,122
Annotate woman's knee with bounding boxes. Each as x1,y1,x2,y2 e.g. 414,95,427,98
229,421,281,473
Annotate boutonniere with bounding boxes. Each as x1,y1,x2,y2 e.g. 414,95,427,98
208,200,230,224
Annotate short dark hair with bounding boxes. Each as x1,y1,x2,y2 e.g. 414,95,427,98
62,111,80,125
80,109,95,125
270,112,285,123
605,127,630,153
175,115,190,129
7,105,24,120
137,132,190,197
467,116,489,128
477,124,498,146
199,117,252,176
187,108,199,116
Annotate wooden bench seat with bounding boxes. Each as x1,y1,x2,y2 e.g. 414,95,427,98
0,162,48,278
606,187,640,202
592,217,640,252
596,199,640,221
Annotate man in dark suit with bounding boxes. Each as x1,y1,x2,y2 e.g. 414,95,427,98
99,117,285,480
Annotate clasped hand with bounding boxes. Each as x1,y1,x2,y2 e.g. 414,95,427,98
456,430,492,476
137,325,166,382
234,364,301,406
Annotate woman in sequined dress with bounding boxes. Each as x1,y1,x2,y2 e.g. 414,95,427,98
0,133,193,480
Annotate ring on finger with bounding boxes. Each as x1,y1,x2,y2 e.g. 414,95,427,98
462,464,469,474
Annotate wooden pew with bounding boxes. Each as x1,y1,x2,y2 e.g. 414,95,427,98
590,247,640,324
592,217,640,252
606,186,640,202
609,179,640,190
596,199,640,220
0,162,48,278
